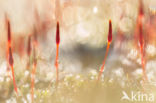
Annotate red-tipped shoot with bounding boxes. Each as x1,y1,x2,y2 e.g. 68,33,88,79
55,21,60,83
98,20,112,81
108,20,112,43
6,18,18,95
56,21,60,45
137,0,148,82
31,35,38,103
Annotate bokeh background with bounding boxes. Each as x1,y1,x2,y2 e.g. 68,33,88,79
0,0,156,103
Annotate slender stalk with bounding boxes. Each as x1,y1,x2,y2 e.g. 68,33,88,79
98,42,110,81
6,18,18,94
31,34,37,103
55,21,60,83
137,0,148,81
31,62,37,103
11,65,18,93
55,44,59,83
98,20,112,81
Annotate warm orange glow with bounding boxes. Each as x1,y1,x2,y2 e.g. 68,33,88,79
137,0,148,82
98,20,112,81
55,44,59,83
98,42,110,81
6,17,18,95
31,62,37,103
31,37,38,102
11,65,18,94
54,21,60,83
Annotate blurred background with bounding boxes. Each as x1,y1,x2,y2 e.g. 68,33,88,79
0,0,156,82
0,0,156,102
0,0,156,81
